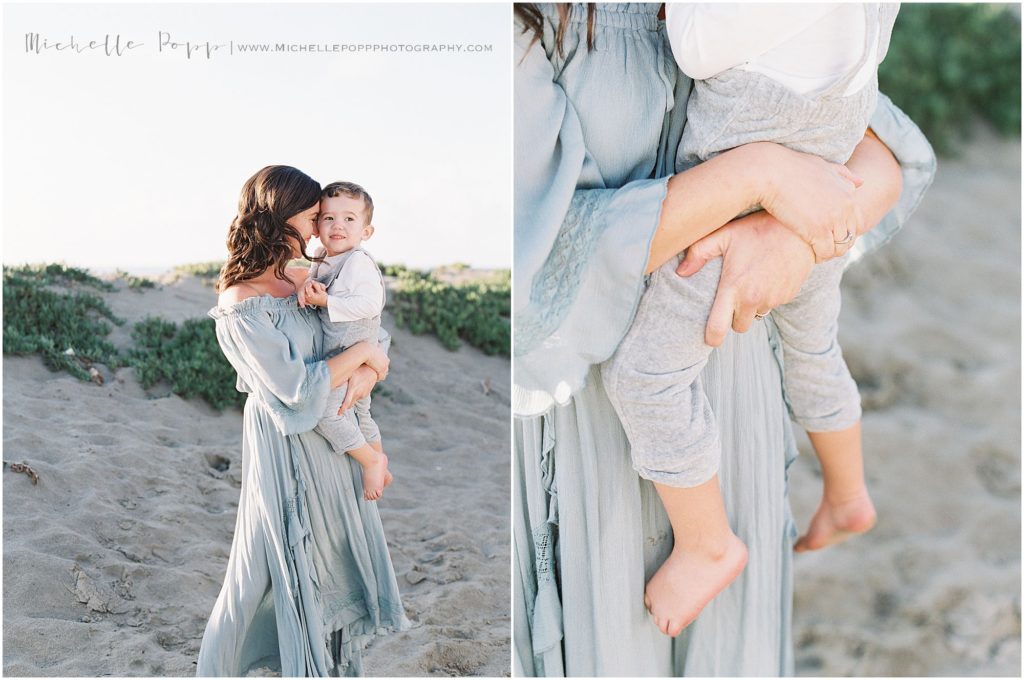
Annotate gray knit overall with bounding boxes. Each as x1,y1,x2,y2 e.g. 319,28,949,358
308,248,386,453
602,4,898,487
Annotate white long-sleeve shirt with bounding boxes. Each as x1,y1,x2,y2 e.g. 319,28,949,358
665,3,893,96
316,248,384,323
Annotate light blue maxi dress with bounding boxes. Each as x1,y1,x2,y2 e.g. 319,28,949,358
513,4,936,676
197,294,409,677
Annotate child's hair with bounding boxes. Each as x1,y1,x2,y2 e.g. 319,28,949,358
218,165,322,292
322,181,374,223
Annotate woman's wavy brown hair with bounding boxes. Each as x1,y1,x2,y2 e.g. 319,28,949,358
218,165,322,292
514,3,595,56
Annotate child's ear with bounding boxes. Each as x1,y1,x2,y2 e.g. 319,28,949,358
363,224,375,240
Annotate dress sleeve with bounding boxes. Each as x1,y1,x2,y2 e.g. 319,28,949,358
848,91,938,265
223,310,333,435
513,19,671,416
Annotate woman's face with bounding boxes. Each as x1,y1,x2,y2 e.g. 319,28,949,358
285,203,320,256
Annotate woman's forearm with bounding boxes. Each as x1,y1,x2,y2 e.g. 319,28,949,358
325,344,374,388
647,144,769,274
846,128,903,236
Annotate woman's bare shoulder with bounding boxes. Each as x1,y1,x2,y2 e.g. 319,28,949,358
218,281,263,307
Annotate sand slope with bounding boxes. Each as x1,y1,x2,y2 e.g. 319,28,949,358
789,131,1021,676
2,275,511,676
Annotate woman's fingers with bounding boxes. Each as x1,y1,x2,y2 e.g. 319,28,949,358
731,298,757,335
676,245,710,277
705,286,736,347
677,231,727,277
835,163,864,188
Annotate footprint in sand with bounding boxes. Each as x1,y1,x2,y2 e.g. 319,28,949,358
203,453,231,475
972,444,1020,498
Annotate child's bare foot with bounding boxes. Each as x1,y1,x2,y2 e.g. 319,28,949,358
643,532,748,637
362,453,389,501
794,489,876,552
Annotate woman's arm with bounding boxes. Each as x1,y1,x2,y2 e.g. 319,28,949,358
677,128,908,346
325,341,388,389
647,142,864,274
846,128,904,237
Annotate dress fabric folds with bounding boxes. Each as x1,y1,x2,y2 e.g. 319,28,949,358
198,294,408,677
513,3,935,676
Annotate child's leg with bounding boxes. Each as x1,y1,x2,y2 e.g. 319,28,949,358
343,441,390,502
601,256,724,487
644,476,748,637
353,396,391,488
316,387,390,501
770,256,861,431
353,395,381,447
769,257,875,550
795,422,877,552
601,255,746,635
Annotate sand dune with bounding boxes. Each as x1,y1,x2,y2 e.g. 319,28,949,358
2,274,511,676
789,130,1021,676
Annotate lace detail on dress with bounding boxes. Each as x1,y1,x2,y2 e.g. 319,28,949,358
516,189,613,355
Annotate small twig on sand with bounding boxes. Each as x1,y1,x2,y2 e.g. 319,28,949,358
3,460,39,485
481,378,492,396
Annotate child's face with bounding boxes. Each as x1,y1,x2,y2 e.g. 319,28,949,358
317,195,373,256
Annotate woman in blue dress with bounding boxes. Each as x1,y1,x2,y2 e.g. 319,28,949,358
197,165,408,676
512,4,935,675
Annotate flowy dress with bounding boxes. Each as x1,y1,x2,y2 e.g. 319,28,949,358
197,294,409,677
512,4,936,676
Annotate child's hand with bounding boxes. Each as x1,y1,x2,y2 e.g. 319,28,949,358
302,279,328,308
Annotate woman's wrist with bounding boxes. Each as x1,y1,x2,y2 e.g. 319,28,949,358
845,129,903,237
732,142,786,210
649,144,777,273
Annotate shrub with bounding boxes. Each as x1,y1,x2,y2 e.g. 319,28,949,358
128,316,245,410
388,267,510,356
172,261,224,280
3,265,123,379
880,4,1021,154
116,270,157,290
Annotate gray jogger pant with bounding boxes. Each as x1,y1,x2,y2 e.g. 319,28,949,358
601,252,861,488
315,385,382,454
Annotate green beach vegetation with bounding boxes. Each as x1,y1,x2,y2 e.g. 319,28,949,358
3,264,124,380
4,261,510,411
880,3,1021,155
386,264,511,356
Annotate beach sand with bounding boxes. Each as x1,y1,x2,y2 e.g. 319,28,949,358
790,129,1021,675
2,274,511,676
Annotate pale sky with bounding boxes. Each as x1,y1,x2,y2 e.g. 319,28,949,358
3,3,511,272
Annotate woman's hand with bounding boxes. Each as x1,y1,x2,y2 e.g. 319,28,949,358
339,365,378,413
326,340,388,389
362,343,390,381
676,210,815,346
754,143,866,263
